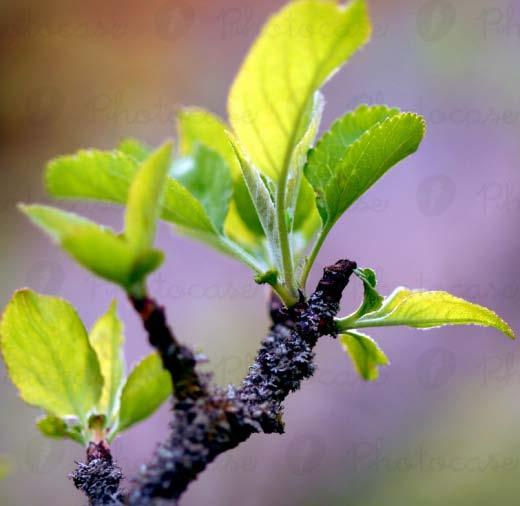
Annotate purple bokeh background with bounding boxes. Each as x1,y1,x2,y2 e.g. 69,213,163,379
1,1,520,504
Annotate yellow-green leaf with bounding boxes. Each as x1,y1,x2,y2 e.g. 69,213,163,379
170,145,233,232
117,138,151,162
20,205,163,291
117,353,172,433
46,149,138,203
178,108,240,177
89,301,125,420
228,0,371,179
0,290,103,423
338,288,515,339
305,109,426,227
228,135,282,272
339,331,389,381
125,143,173,253
36,414,84,444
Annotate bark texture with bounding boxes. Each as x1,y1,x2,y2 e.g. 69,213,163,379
71,441,124,506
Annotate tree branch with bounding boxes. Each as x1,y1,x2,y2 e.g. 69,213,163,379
70,441,124,506
70,259,356,505
127,259,357,505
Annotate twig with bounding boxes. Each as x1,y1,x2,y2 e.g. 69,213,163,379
70,441,124,506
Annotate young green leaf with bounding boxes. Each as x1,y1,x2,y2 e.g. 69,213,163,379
286,92,324,232
89,301,125,421
117,353,172,434
340,331,389,381
305,109,426,228
337,288,515,339
36,415,85,444
307,104,399,182
170,145,233,232
125,143,172,253
117,138,151,162
178,108,240,177
228,0,371,179
228,135,282,273
351,268,384,318
0,290,103,423
177,107,266,245
46,149,138,203
20,205,164,292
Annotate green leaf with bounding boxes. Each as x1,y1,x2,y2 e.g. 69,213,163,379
286,92,324,231
44,148,217,237
338,288,515,339
228,0,371,179
117,353,172,433
36,415,84,444
46,149,139,203
89,301,125,421
177,107,266,245
228,135,282,272
20,205,163,292
305,107,426,227
232,177,265,237
178,108,240,177
125,143,172,253
339,331,389,381
0,290,103,423
170,145,233,232
42,145,264,272
353,268,384,317
117,138,151,162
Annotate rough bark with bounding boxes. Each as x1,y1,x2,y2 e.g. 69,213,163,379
71,441,124,506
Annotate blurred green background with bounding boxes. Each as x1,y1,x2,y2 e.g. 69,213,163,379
1,0,520,504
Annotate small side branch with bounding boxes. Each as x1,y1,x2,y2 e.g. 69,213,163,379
129,297,207,400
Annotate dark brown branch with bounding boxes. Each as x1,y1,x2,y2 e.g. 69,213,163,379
128,259,357,505
129,297,207,401
71,441,124,506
